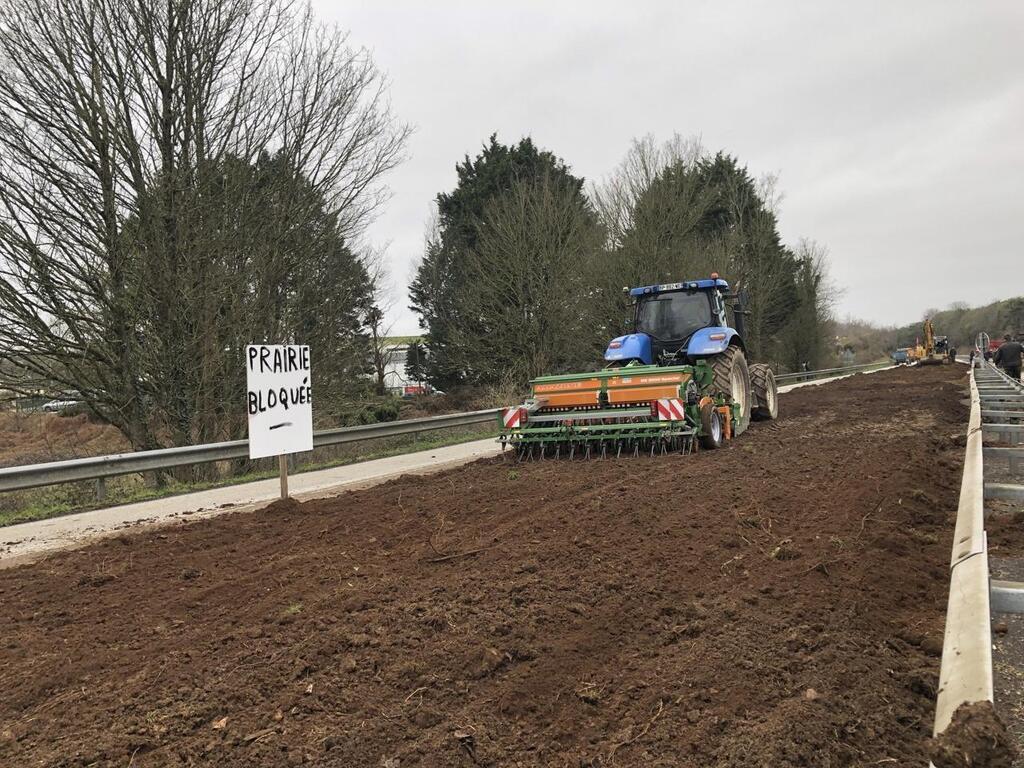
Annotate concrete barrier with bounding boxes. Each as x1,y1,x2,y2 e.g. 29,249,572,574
933,362,993,736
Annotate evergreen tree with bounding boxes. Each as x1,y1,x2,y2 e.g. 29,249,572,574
604,151,801,361
409,135,586,388
453,174,603,384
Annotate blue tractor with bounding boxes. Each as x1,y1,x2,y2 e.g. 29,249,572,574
603,275,778,434
498,275,778,458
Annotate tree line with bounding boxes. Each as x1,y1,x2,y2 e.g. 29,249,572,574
409,134,836,391
836,297,1024,361
908,298,1024,350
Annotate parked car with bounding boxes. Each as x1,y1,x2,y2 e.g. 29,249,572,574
41,398,80,413
891,348,910,365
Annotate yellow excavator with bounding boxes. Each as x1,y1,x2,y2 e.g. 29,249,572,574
915,318,950,366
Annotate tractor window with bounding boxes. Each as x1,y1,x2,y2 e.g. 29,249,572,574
636,291,713,341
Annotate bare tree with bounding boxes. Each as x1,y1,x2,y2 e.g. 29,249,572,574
795,238,840,315
777,239,839,370
363,250,398,396
755,172,785,216
0,0,409,453
587,135,720,344
590,133,705,250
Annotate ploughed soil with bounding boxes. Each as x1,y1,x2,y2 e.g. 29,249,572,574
0,365,969,767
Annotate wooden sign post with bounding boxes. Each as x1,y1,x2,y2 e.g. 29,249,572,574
278,455,289,500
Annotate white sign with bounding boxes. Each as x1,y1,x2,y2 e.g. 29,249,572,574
246,344,313,460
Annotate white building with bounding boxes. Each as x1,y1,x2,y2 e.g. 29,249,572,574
381,340,429,396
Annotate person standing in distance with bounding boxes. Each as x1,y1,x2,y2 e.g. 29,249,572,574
993,334,1023,381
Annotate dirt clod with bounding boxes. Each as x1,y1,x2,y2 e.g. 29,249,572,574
930,701,1017,768
769,538,801,560
467,646,504,678
76,573,113,587
411,707,443,728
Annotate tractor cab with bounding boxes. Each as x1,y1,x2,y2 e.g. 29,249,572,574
604,275,745,366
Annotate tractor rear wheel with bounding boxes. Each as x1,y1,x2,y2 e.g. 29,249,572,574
699,402,723,449
750,363,778,421
708,346,751,436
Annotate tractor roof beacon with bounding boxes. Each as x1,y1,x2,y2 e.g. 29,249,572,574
498,274,779,460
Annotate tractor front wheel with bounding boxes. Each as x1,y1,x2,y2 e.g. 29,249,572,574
708,346,752,436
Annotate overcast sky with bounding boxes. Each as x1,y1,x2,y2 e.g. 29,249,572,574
312,1,1023,335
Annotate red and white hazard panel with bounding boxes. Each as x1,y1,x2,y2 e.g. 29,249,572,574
502,407,525,429
654,398,686,421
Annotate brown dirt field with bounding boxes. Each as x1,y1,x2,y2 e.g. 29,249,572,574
0,365,968,767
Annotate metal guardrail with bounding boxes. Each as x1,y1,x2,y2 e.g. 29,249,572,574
0,408,500,493
0,359,900,496
774,360,891,383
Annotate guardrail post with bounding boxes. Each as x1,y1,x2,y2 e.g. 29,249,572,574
95,477,107,503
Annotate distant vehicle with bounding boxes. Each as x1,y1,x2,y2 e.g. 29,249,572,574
41,399,80,413
400,385,442,398
916,319,951,366
983,339,1001,361
891,348,910,365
